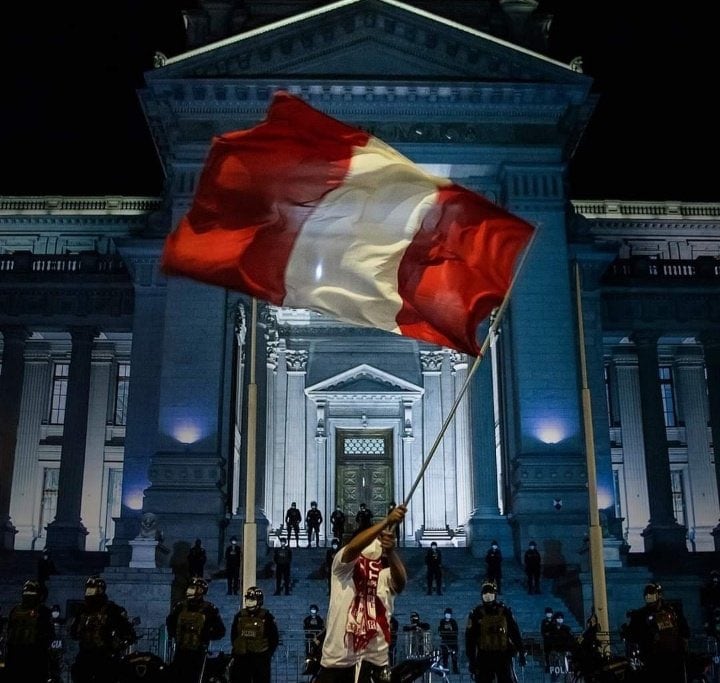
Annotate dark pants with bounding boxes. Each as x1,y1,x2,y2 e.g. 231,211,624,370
440,643,459,674
287,523,300,545
308,524,321,547
472,653,516,683
229,652,272,683
275,564,291,594
227,569,240,595
526,569,540,594
170,649,206,683
71,650,118,683
6,646,50,683
427,567,442,594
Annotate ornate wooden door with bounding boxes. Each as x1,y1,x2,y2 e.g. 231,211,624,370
336,429,393,532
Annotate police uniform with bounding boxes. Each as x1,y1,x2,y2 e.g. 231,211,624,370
304,608,326,656
5,581,54,683
465,583,525,683
438,610,459,674
624,583,689,683
306,503,323,548
229,588,279,683
166,584,226,683
330,508,346,540
70,578,136,683
285,503,302,546
273,541,292,595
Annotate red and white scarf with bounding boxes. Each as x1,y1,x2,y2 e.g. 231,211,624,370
346,542,391,652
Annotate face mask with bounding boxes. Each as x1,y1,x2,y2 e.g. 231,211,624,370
310,609,317,615
52,610,60,619
231,540,237,545
444,613,452,620
545,614,553,620
85,587,99,597
332,543,339,549
491,545,498,550
530,545,536,550
644,594,658,604
245,598,257,610
556,618,564,624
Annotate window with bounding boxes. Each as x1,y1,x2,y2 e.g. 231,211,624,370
113,362,130,426
670,470,686,526
49,363,69,424
38,468,59,537
658,365,677,427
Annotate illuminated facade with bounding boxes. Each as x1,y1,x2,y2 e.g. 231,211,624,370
1,1,719,631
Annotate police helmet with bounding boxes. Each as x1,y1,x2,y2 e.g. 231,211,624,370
22,579,41,596
481,580,497,594
85,576,107,596
188,577,208,596
643,582,662,597
244,586,264,609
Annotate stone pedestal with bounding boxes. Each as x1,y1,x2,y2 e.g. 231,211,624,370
129,537,159,568
642,523,688,558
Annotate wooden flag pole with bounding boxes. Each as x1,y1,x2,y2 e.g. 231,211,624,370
574,262,610,638
241,296,258,599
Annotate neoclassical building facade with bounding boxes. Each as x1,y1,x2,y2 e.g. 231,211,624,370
1,2,719,598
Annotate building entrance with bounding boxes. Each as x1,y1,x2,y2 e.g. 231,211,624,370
336,429,393,535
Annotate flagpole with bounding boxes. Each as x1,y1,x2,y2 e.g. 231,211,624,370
241,296,258,598
402,230,537,508
574,261,610,639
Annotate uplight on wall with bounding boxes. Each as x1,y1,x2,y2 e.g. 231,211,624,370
174,422,202,445
536,422,565,445
596,487,614,510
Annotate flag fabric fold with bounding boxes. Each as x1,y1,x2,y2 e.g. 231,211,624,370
161,90,534,355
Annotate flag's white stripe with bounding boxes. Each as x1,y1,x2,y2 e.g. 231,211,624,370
283,137,450,333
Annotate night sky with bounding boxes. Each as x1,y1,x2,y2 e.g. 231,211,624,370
1,1,718,202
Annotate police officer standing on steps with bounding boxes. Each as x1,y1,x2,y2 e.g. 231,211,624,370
70,575,137,683
355,502,373,532
307,501,323,548
540,606,555,671
485,540,503,594
465,580,525,683
285,501,302,546
273,537,292,595
187,538,207,578
303,604,326,656
623,582,690,683
330,505,346,541
425,541,443,595
523,540,542,594
438,607,459,674
225,535,242,595
228,586,279,683
166,576,226,683
4,579,54,683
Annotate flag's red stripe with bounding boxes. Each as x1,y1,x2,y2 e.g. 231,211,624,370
396,185,534,355
161,93,371,301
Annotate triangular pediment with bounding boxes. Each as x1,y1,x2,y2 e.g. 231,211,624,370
306,363,423,396
156,0,581,84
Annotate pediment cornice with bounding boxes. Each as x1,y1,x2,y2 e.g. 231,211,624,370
306,362,424,395
154,0,581,85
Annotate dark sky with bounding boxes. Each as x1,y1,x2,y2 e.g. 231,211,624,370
1,2,718,201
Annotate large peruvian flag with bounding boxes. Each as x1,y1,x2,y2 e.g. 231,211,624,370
161,91,534,355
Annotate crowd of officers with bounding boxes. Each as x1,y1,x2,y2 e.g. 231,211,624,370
2,558,720,683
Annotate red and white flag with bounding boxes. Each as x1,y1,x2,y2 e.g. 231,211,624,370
161,91,534,355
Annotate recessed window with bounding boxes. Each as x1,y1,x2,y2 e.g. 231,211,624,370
49,363,69,425
113,362,130,426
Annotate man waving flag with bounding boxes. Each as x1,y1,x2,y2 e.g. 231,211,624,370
161,91,534,356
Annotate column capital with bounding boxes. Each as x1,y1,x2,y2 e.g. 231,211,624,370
1,326,30,345
630,330,660,348
68,326,98,345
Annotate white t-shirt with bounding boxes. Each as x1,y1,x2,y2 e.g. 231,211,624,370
320,541,396,668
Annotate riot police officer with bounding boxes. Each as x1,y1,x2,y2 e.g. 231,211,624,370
306,502,323,548
330,506,346,541
465,580,526,683
166,576,226,683
70,575,136,683
285,501,302,546
228,586,279,683
5,579,54,683
623,582,690,682
303,604,325,656
438,607,459,674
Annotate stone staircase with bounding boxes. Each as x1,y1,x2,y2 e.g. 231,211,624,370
203,545,584,657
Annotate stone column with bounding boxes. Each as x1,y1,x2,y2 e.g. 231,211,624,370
699,334,720,549
46,327,96,550
631,331,687,556
420,351,446,530
674,352,717,550
0,327,29,548
452,352,472,528
284,350,308,513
